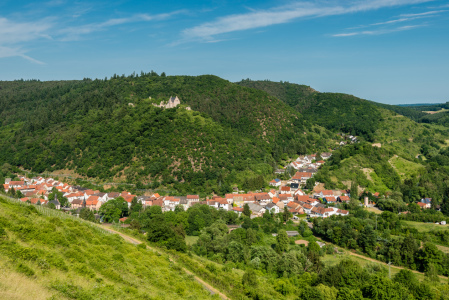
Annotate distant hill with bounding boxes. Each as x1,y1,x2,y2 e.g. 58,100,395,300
237,80,382,141
237,80,449,200
0,75,336,195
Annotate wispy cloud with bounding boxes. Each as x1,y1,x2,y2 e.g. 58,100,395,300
333,24,425,37
0,17,53,44
59,10,187,41
341,9,446,35
400,9,447,17
181,0,433,41
0,18,53,64
0,46,45,64
0,8,186,63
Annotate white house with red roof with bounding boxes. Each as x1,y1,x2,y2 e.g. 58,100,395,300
268,189,277,198
319,190,334,198
280,186,291,194
338,196,350,203
311,206,336,218
269,179,281,187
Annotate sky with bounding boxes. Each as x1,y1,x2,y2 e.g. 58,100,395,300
0,0,448,104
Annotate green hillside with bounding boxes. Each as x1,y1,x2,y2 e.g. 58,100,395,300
237,80,449,203
0,197,215,300
237,80,382,141
0,75,336,195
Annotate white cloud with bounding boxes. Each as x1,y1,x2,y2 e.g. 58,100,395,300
0,17,53,44
400,9,447,17
58,10,187,41
0,8,186,63
181,0,433,41
0,18,53,64
0,46,45,64
333,24,424,37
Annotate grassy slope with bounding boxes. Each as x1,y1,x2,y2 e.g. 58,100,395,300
403,221,449,232
329,110,449,191
321,253,425,281
0,198,214,300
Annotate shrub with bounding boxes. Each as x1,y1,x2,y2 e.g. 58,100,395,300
16,263,35,276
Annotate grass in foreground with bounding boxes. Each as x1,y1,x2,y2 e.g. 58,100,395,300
0,198,214,300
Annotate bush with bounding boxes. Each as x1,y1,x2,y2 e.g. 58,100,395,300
242,269,258,287
16,263,35,276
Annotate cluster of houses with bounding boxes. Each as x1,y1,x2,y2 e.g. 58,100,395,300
3,152,351,220
265,153,350,219
3,173,349,220
274,153,331,182
3,176,137,212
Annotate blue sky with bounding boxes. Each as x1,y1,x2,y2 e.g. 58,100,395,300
1,0,448,104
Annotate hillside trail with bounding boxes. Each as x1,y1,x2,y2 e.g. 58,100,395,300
99,224,229,300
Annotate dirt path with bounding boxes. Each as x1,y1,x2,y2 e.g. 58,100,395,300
100,224,229,300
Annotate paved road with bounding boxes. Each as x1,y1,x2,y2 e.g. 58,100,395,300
100,224,229,300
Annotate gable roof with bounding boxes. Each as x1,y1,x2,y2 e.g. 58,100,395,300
339,196,350,202
325,196,337,202
321,190,334,196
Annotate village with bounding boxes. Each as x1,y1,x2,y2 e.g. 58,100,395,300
1,152,349,220
1,149,436,221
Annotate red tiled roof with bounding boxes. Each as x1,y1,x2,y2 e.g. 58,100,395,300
86,196,99,206
152,199,163,207
296,195,311,202
10,181,25,185
287,201,299,208
321,190,334,196
339,196,350,202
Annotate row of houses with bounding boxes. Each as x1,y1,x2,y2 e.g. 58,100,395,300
4,169,349,220
4,176,138,211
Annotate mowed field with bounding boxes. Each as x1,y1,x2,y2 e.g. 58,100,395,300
403,221,449,232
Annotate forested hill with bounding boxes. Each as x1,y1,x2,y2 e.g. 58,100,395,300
0,74,335,195
237,80,385,141
237,80,449,202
